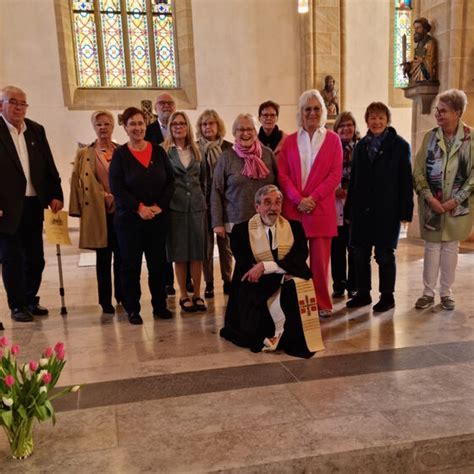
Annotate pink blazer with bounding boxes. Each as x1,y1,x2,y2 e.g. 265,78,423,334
278,130,342,238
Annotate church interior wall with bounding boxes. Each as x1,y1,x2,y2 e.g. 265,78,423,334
343,0,412,142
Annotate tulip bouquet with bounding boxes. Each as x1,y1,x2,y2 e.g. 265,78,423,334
0,337,81,459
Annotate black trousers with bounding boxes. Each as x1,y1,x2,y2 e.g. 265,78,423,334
115,214,168,314
331,224,356,293
95,213,122,306
0,197,45,309
353,244,396,295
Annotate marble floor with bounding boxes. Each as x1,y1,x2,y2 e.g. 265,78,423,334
0,234,473,473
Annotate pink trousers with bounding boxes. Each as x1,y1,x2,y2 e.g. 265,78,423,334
309,237,332,311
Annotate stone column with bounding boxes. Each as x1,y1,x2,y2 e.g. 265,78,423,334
299,0,342,108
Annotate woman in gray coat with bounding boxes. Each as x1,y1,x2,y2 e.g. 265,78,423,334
163,111,207,312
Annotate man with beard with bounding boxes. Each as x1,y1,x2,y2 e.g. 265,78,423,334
220,185,324,358
320,75,339,117
403,17,437,83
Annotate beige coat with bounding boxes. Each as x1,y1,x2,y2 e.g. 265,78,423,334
413,122,474,242
69,145,108,249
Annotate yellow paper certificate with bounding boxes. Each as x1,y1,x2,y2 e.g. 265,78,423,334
44,210,72,245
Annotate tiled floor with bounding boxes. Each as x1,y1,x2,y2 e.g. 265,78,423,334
0,235,473,472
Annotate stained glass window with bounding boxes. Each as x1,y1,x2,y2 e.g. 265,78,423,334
71,0,178,88
393,0,413,88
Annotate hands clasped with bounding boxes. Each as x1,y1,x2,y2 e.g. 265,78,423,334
138,204,162,220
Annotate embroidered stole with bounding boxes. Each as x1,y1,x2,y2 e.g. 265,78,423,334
248,214,324,353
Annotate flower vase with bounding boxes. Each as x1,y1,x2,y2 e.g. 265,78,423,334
5,418,35,460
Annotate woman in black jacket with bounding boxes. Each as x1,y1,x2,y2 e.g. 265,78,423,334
345,102,413,312
109,107,175,325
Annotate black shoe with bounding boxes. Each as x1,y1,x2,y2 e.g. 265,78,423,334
153,308,173,319
165,285,176,296
332,290,345,298
373,295,395,313
101,304,115,314
27,303,49,316
11,307,34,322
204,282,214,299
348,290,358,298
346,293,372,308
128,312,143,325
223,281,232,295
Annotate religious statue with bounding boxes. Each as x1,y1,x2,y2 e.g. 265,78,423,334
320,75,339,117
402,17,437,83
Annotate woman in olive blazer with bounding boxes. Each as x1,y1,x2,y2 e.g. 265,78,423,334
163,111,208,312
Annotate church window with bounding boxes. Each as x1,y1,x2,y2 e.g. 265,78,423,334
71,0,177,88
393,0,413,88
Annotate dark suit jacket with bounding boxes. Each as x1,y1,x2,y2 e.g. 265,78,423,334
145,121,165,145
0,116,63,234
345,126,414,248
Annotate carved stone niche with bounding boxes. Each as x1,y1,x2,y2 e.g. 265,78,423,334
403,81,440,114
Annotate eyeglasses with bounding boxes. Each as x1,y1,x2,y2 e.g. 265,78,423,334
236,127,255,133
304,106,321,114
4,99,29,109
338,122,355,129
261,113,277,119
157,100,175,107
171,121,186,128
433,107,454,116
202,121,217,127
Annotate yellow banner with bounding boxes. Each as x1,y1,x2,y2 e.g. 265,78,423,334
44,210,72,245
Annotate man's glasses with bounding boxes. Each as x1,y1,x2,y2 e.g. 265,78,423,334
261,113,277,119
304,106,321,114
157,100,174,107
4,99,29,109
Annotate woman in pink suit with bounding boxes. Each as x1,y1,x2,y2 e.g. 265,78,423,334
278,89,342,317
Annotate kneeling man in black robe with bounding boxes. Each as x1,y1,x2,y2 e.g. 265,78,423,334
220,185,324,358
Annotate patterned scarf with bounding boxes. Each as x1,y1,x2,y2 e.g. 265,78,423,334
365,128,389,162
423,124,472,231
341,139,355,189
198,136,223,180
233,140,270,180
258,125,283,152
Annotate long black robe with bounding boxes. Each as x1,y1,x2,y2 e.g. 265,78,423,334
220,219,315,358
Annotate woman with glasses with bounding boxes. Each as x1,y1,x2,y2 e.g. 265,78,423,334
109,107,175,325
257,100,287,160
413,89,473,311
345,102,413,313
331,111,360,299
163,111,208,313
69,110,122,315
196,109,233,299
211,113,278,244
278,89,342,318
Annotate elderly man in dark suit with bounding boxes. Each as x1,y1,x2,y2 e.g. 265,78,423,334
0,85,63,322
145,92,177,295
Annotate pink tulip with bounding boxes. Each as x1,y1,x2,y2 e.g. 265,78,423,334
29,360,39,372
44,347,53,358
10,344,19,356
54,342,65,354
42,373,52,384
0,336,9,347
56,349,65,361
4,375,15,387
